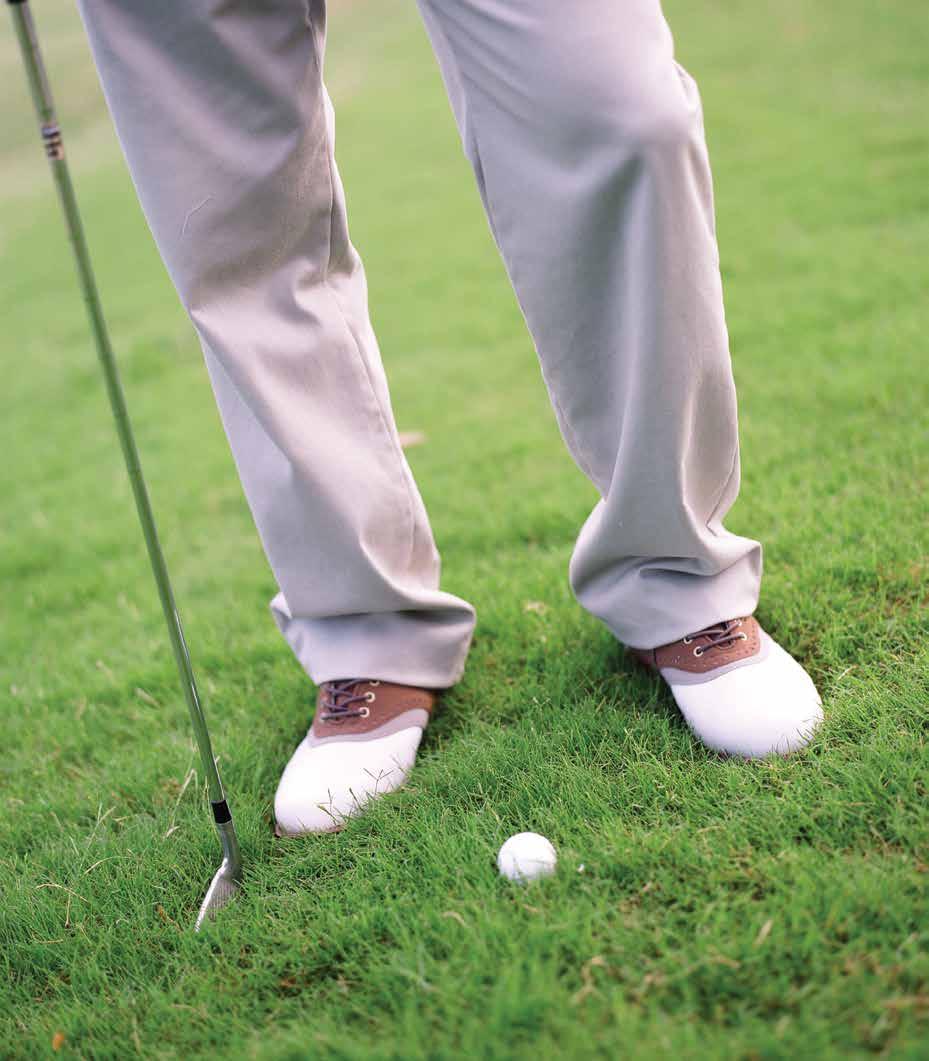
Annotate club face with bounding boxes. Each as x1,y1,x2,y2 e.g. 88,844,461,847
193,819,243,931
194,866,242,931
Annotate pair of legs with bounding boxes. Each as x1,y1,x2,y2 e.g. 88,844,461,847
77,0,819,833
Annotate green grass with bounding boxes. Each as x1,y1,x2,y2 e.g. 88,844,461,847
2,0,928,1056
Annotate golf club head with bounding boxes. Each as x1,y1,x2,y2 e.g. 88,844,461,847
195,866,242,931
194,818,243,931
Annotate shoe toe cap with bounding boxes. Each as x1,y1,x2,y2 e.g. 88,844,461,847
668,641,823,758
274,727,423,836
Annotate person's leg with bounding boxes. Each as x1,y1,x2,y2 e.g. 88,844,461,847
417,0,821,754
75,0,475,691
417,0,757,647
76,0,478,832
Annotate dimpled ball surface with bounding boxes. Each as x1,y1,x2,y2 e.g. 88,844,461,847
497,832,557,883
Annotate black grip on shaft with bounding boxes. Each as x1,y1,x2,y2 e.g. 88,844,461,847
211,799,232,824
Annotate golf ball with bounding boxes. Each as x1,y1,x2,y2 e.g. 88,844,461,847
497,832,557,883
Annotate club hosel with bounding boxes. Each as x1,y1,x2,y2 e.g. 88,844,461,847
215,818,243,881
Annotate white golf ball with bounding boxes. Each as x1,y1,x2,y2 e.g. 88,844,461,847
497,832,557,883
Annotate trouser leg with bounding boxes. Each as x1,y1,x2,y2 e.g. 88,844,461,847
75,0,475,686
418,0,762,649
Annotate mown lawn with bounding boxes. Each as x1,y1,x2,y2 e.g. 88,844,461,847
1,1,927,1057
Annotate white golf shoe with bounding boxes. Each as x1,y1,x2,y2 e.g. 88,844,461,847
635,617,823,758
274,679,436,836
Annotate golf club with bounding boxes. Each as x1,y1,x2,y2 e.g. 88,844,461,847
8,0,242,931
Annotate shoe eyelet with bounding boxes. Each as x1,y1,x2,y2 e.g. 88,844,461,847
364,691,376,702
359,706,370,719
369,680,381,687
739,632,748,641
682,636,693,645
693,647,703,658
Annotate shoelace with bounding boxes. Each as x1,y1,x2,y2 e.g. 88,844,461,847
682,618,747,658
319,678,379,721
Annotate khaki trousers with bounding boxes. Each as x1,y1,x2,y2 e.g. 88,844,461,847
77,0,762,688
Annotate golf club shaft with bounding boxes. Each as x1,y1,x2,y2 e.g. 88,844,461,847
9,0,235,830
